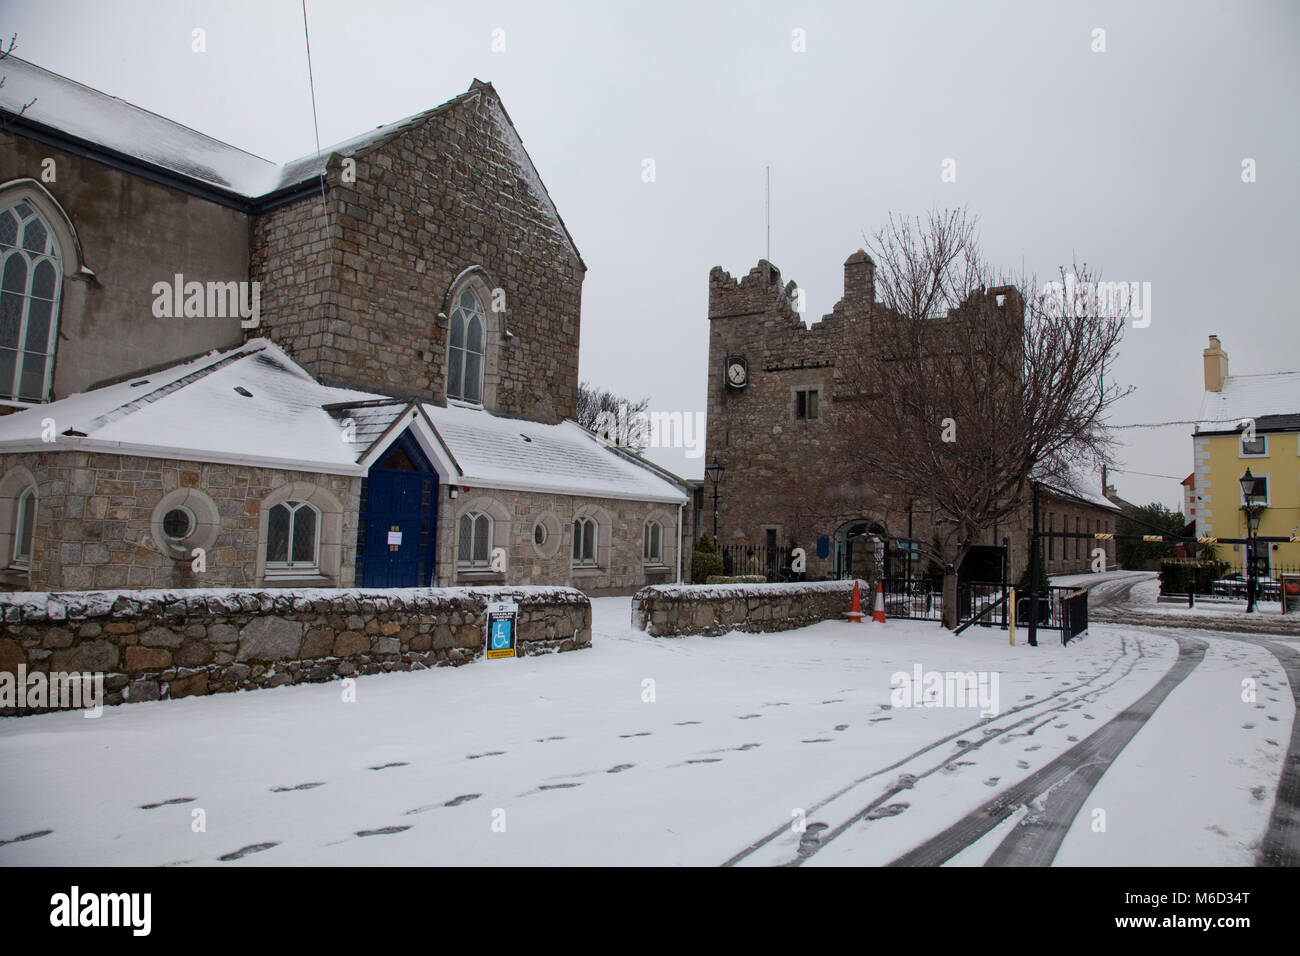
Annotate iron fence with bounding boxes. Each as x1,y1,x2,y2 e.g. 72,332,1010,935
1158,561,1300,603
717,545,802,581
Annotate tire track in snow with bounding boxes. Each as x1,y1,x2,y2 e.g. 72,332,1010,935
890,633,1207,867
1201,633,1300,867
722,631,1152,867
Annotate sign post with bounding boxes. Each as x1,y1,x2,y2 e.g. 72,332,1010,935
1282,575,1300,616
485,601,519,660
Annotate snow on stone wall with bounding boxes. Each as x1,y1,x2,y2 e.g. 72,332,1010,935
0,586,591,715
631,580,871,637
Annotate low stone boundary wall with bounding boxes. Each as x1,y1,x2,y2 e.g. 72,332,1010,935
0,586,591,715
632,580,872,637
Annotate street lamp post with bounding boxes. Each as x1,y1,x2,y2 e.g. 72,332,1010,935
1240,468,1267,614
704,456,725,543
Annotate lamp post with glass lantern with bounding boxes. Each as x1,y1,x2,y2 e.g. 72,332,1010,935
1240,468,1267,614
704,456,725,543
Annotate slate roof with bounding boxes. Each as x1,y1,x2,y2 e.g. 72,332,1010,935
0,342,686,502
1197,371,1300,434
0,57,586,266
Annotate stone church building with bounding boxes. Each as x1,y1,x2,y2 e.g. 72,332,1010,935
703,253,1119,584
0,56,686,594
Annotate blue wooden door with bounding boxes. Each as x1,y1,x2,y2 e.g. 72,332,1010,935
358,435,438,587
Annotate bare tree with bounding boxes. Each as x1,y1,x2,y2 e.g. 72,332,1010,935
0,33,37,132
835,208,1130,628
576,380,651,454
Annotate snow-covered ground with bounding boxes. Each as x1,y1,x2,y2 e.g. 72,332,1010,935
0,597,1291,866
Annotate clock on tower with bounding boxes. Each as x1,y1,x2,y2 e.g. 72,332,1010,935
725,355,748,389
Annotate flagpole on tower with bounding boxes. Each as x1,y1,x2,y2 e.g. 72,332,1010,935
765,165,771,262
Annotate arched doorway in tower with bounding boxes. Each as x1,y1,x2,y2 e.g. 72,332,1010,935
833,519,887,579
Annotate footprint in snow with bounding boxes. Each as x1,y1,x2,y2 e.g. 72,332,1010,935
869,716,892,723
821,699,844,704
686,758,722,764
140,796,197,809
1053,723,1068,729
368,762,408,771
467,751,506,759
0,829,52,847
271,782,324,792
535,736,566,743
619,732,652,738
1251,786,1267,801
356,826,410,837
955,739,972,749
834,724,849,731
984,777,1000,787
403,793,482,815
865,803,909,820
1016,760,1031,769
802,738,832,744
878,704,893,711
797,822,829,855
537,783,582,791
1082,714,1095,720
1267,716,1279,722
675,721,701,726
606,764,635,773
1023,695,1035,700
763,702,791,708
218,842,278,862
1242,723,1256,730
1024,745,1042,752
1266,740,1279,747
1066,735,1079,742
738,714,761,720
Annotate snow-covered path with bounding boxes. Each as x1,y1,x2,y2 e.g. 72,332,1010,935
0,598,1292,866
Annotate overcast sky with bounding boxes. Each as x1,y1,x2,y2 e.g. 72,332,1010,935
6,0,1298,506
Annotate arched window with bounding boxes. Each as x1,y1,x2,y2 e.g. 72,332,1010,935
11,487,35,567
573,516,597,566
0,199,62,402
457,511,492,567
265,500,320,571
447,286,486,404
643,519,663,564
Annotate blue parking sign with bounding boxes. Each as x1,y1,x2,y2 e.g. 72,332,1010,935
485,602,519,660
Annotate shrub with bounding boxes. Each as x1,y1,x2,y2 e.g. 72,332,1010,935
1159,559,1228,595
704,574,767,584
691,534,723,583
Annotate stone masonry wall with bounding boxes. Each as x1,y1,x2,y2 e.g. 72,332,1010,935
0,132,248,400
0,585,591,715
632,579,870,637
443,486,680,595
252,82,584,423
0,450,359,591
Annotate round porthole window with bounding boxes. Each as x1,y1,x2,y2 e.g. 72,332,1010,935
533,522,548,546
162,507,194,542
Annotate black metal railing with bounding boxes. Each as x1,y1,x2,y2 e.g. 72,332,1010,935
881,576,944,620
716,545,803,582
1158,561,1300,603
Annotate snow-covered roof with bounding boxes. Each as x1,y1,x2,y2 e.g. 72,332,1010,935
0,340,386,472
1030,464,1121,512
0,56,281,197
419,403,688,504
1197,372,1300,434
0,343,685,502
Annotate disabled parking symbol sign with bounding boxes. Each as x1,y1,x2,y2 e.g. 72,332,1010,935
485,602,519,660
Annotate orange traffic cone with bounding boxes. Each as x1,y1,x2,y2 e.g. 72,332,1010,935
843,580,865,623
871,580,887,623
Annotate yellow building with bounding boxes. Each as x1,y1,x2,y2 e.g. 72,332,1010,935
1191,335,1300,574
